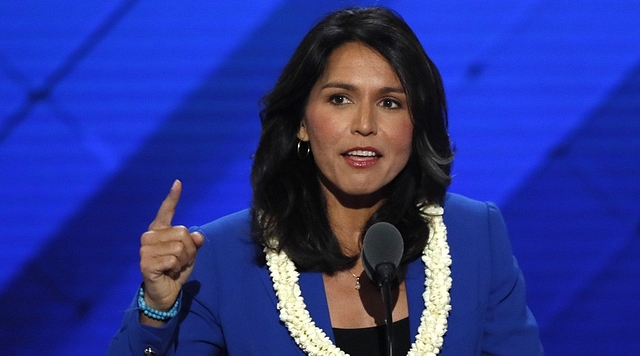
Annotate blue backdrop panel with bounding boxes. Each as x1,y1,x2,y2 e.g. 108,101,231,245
0,0,639,354
503,62,640,354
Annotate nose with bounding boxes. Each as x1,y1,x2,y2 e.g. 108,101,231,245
351,103,377,136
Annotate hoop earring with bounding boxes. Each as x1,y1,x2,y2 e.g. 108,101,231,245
297,140,310,159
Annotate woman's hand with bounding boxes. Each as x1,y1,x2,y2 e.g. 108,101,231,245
138,180,204,325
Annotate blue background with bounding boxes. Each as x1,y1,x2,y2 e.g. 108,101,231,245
1,1,639,354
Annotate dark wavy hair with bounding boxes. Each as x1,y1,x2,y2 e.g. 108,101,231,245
251,6,453,274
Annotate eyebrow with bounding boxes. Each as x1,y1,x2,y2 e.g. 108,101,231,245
321,82,405,95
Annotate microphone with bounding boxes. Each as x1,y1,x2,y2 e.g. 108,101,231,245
361,222,404,356
362,222,404,287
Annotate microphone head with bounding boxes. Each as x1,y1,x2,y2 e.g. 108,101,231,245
361,222,404,286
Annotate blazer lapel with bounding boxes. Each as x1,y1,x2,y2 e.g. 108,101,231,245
258,264,334,341
300,271,335,341
405,257,425,343
257,263,278,307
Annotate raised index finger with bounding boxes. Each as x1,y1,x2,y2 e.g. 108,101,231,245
148,179,182,231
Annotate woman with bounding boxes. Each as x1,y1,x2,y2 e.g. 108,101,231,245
109,6,542,355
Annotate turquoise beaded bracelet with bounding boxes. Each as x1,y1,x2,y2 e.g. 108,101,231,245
137,285,180,321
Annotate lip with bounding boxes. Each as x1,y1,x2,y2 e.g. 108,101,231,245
342,146,381,168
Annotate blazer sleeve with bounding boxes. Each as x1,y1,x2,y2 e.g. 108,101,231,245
108,283,227,355
481,202,543,355
107,292,183,356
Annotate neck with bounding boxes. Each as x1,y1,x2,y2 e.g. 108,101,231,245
321,184,385,256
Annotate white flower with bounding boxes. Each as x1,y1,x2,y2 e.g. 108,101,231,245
266,205,451,355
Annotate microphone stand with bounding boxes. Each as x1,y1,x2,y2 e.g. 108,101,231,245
377,263,396,356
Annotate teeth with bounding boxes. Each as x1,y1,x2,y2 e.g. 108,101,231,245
347,150,377,157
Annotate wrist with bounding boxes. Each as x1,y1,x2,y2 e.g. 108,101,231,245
137,284,180,321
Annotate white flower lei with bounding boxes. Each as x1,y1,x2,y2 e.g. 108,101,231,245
265,205,452,355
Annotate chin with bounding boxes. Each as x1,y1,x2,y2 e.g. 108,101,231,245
338,183,378,195
341,186,387,201
319,174,388,203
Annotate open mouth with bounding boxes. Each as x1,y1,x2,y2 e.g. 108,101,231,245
342,149,381,167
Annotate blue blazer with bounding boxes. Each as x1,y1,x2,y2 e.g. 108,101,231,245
109,193,543,355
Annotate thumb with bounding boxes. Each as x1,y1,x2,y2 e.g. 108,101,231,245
191,231,205,249
149,180,182,231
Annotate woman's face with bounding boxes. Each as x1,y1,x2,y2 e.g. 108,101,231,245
298,42,413,203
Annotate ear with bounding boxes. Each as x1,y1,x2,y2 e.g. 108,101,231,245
297,121,309,141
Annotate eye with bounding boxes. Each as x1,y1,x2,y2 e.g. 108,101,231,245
329,94,352,105
379,98,402,109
